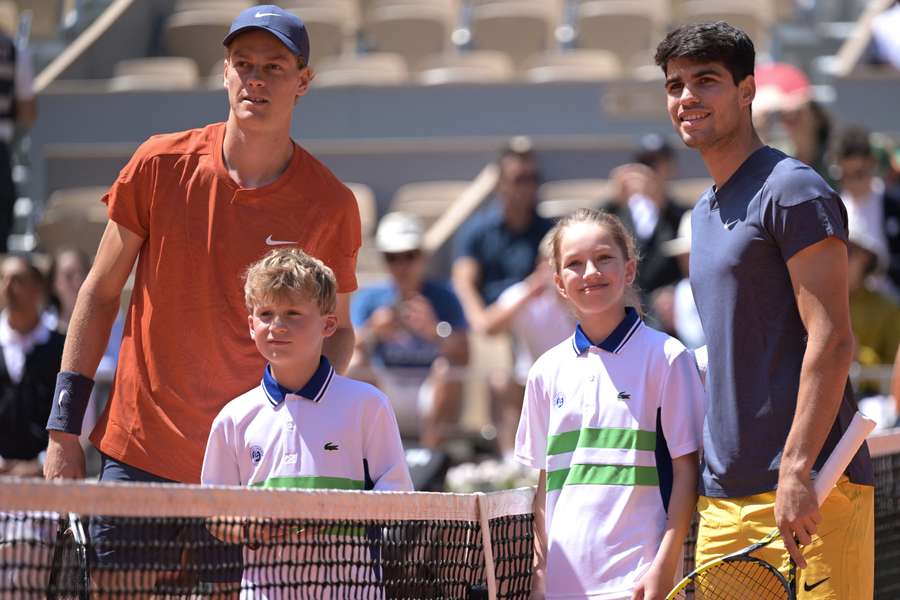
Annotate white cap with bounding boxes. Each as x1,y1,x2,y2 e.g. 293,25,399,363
661,210,692,257
375,212,425,253
846,207,889,273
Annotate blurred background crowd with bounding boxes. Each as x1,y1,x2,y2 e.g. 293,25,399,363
1,0,898,492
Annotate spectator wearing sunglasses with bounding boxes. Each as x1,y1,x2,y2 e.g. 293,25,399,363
350,212,468,449
451,140,554,458
834,127,900,298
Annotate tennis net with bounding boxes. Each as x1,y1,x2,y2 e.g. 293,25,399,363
0,481,533,599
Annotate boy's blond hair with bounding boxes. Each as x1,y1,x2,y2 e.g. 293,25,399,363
243,248,337,314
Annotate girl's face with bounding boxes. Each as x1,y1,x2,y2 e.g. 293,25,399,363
554,221,636,319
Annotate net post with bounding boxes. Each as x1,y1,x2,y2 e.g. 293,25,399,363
475,492,499,600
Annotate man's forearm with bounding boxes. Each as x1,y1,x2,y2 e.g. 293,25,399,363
781,333,854,476
61,289,122,378
324,326,355,374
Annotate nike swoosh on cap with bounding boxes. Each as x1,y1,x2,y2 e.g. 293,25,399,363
266,235,297,246
255,11,280,18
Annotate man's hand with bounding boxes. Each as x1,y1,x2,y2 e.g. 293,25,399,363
398,295,440,341
43,431,86,480
774,468,821,568
367,306,400,342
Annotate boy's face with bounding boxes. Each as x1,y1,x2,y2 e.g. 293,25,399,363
664,58,754,151
248,292,336,367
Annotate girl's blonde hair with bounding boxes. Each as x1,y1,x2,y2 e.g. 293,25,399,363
243,248,337,314
548,208,643,312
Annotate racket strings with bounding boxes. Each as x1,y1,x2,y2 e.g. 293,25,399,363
691,558,793,600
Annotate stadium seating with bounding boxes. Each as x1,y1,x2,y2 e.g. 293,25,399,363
672,1,771,54
163,9,239,75
364,3,455,71
285,4,358,65
469,1,560,68
524,50,622,82
391,180,470,229
38,187,110,257
345,182,378,239
315,52,408,87
537,178,613,218
110,57,200,91
417,51,515,85
575,0,664,70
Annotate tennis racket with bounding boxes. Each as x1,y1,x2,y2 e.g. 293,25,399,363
46,513,90,600
666,411,876,600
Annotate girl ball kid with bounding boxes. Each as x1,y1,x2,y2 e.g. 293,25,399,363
514,209,704,600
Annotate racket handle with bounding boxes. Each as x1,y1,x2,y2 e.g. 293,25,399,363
812,411,875,505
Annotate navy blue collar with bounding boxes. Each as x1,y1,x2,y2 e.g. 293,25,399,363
261,356,335,406
571,307,642,355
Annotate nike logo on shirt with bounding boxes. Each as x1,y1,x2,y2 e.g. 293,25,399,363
266,235,296,246
803,577,830,592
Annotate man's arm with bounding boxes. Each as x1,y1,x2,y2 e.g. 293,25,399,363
776,237,855,567
323,292,355,374
451,257,488,332
44,221,144,480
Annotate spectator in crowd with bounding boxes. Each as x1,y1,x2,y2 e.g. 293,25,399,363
42,5,361,591
0,255,65,477
480,233,575,461
608,134,686,303
834,127,900,297
351,212,468,449
753,62,833,183
657,210,705,350
452,141,553,456
868,0,900,71
845,211,900,427
0,29,36,253
44,248,91,333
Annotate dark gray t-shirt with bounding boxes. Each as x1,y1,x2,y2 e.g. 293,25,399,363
690,146,873,498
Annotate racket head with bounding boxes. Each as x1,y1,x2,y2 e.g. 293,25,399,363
46,513,90,600
667,554,794,600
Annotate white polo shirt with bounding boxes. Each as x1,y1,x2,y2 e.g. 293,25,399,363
515,308,704,600
202,357,413,599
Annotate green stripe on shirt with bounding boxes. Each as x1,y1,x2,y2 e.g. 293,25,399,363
546,464,659,491
252,476,365,490
546,427,657,455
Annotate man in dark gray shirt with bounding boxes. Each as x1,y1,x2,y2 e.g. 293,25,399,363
655,22,874,598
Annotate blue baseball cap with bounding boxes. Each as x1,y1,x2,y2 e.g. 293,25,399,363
223,5,310,64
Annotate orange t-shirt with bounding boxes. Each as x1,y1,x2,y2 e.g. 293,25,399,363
90,122,361,483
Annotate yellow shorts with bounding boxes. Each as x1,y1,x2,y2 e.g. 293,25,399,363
695,477,874,599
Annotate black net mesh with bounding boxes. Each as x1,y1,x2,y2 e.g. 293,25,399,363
0,484,533,599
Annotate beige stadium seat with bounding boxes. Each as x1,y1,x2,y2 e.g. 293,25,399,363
537,179,613,219
417,51,515,85
163,9,242,75
365,3,455,70
173,0,252,12
391,180,470,229
16,0,61,39
0,1,17,35
673,1,770,53
575,0,663,70
110,57,200,91
39,187,110,257
669,0,778,22
345,182,377,239
524,50,622,82
469,1,559,68
285,5,357,64
315,52,408,86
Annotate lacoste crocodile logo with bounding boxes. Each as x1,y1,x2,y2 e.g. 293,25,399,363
617,391,631,401
324,442,339,451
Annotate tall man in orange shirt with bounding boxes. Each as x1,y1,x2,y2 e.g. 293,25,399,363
41,4,361,590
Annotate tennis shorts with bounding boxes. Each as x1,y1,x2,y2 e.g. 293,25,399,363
89,453,243,583
695,477,874,599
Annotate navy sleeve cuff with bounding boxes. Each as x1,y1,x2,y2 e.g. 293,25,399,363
46,371,95,435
